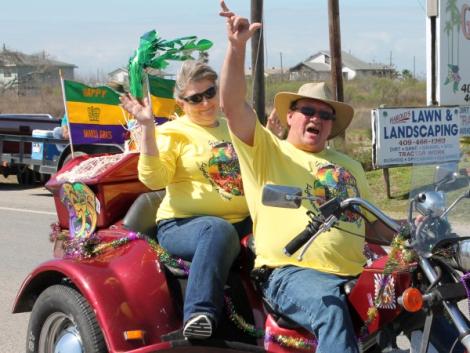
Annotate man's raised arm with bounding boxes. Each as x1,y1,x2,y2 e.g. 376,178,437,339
219,0,261,146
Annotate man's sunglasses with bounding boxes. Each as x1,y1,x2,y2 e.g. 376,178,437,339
182,86,217,104
292,106,336,121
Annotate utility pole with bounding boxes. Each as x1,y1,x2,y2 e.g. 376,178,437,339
280,52,284,80
251,0,266,124
328,0,345,140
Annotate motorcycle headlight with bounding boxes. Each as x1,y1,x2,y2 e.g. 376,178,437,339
453,240,470,272
438,240,470,272
415,191,446,217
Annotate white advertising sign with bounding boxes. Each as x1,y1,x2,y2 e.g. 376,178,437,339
372,107,461,167
427,0,470,105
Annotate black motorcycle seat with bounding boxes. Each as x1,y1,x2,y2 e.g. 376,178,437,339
123,190,193,277
123,190,165,237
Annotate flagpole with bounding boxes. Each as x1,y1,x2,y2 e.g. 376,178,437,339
139,71,153,154
144,71,153,113
59,69,75,158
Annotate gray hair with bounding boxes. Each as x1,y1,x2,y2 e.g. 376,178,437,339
174,60,218,99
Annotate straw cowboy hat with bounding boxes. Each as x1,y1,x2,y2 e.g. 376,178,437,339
274,82,354,139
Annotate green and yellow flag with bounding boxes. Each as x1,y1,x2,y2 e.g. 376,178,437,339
63,80,128,144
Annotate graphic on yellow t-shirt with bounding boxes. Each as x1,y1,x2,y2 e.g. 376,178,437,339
200,141,244,199
306,163,362,226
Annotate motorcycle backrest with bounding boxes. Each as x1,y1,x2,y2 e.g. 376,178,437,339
122,190,166,237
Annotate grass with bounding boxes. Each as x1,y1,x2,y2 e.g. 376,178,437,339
365,166,411,218
341,128,411,217
360,143,470,219
0,88,64,117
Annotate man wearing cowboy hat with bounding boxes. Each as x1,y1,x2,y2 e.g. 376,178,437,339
218,2,398,352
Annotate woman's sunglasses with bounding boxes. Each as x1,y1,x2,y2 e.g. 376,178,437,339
291,106,336,121
182,86,217,104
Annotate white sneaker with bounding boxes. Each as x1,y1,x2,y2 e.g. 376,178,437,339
183,314,213,339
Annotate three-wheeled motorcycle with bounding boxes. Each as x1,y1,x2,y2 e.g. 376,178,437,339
12,151,470,352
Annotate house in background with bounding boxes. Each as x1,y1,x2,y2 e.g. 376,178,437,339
107,67,174,86
245,66,287,82
0,45,76,95
289,50,394,81
108,67,129,85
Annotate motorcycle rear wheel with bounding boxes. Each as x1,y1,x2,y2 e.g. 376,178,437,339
26,284,106,353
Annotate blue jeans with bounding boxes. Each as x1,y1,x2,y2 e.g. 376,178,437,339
262,266,359,353
157,216,251,325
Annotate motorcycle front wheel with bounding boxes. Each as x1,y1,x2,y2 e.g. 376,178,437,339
26,284,107,353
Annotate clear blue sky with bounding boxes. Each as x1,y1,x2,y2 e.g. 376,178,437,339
1,0,427,79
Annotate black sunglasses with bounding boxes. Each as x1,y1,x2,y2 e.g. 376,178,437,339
292,106,336,121
182,86,217,104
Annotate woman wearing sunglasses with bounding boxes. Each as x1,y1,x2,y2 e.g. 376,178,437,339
120,60,250,340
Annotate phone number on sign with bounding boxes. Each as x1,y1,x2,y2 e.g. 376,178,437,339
398,138,446,146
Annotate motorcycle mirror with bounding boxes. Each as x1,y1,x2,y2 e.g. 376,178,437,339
262,184,302,209
434,162,458,186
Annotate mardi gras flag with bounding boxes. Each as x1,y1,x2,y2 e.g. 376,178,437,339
63,80,127,144
148,75,180,124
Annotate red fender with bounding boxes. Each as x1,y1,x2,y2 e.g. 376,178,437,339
12,239,180,352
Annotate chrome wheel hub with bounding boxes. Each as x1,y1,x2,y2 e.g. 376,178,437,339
38,312,83,353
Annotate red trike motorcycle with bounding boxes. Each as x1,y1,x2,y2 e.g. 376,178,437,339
13,152,470,352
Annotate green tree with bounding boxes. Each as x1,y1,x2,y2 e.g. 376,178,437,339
401,69,413,80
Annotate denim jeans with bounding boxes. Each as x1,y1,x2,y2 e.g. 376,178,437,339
157,216,251,325
262,266,359,353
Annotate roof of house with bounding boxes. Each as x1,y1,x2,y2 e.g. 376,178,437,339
0,48,76,68
108,67,174,78
108,67,128,76
327,50,390,70
289,61,330,72
291,50,392,72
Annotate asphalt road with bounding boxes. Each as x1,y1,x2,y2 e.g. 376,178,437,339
0,176,55,353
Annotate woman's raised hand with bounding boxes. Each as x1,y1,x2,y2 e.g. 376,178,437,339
120,94,155,127
266,109,287,139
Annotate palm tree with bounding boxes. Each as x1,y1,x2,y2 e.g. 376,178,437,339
444,20,453,64
444,0,461,93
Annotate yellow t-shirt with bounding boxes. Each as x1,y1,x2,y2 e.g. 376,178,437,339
138,116,249,224
230,120,372,276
